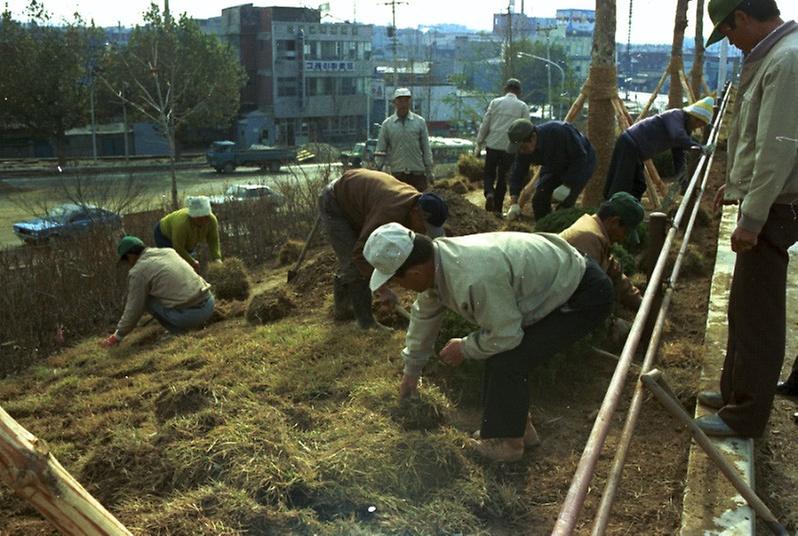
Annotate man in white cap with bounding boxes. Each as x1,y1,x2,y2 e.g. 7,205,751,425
694,0,798,438
603,96,716,200
154,195,222,272
375,87,434,191
474,78,530,216
363,222,613,461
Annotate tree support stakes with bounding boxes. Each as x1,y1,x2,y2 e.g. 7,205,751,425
0,405,133,535
640,370,789,536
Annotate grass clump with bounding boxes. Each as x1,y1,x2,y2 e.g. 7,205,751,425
246,287,295,324
206,257,250,301
456,153,484,182
533,207,590,233
278,239,304,266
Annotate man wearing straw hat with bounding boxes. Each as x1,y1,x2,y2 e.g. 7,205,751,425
154,195,222,272
696,0,798,437
603,96,716,201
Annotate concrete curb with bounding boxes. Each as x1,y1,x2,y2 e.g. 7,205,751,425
680,205,755,535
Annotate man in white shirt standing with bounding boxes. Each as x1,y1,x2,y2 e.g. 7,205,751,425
376,88,434,192
474,79,530,216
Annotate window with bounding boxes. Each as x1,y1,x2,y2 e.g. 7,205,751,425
352,25,358,36
310,25,317,34
320,25,327,34
276,39,297,59
340,26,348,35
330,25,337,35
277,77,298,97
321,41,336,59
339,77,357,95
306,77,334,96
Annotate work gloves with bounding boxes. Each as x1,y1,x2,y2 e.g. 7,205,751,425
505,203,521,220
701,143,715,156
101,333,120,348
473,145,482,158
552,185,571,203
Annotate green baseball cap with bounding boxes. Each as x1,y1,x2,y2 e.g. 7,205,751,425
706,0,744,47
507,118,537,154
607,192,644,244
117,235,145,259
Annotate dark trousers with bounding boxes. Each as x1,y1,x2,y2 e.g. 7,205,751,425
483,148,513,206
718,204,798,436
480,257,614,438
603,133,646,201
392,172,428,192
532,147,596,220
153,222,172,248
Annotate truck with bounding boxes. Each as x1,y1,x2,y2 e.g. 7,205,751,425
206,141,298,174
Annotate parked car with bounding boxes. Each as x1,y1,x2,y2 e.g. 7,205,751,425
340,138,378,169
209,184,286,208
12,203,122,245
206,141,298,174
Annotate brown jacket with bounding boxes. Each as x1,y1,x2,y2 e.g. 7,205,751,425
560,214,642,310
332,169,424,277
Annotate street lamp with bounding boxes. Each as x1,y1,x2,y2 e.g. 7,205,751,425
516,51,566,120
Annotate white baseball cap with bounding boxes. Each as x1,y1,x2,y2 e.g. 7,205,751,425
393,87,412,99
364,222,415,291
186,195,212,217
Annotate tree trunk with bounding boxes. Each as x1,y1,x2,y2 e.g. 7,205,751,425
668,0,690,109
0,406,133,535
690,0,706,98
167,125,179,211
583,0,617,208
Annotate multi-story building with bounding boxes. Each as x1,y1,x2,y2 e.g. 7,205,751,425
219,4,374,146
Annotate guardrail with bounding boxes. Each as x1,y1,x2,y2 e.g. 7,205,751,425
551,83,733,535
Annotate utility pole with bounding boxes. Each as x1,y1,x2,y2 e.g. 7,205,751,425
505,3,514,81
382,0,408,92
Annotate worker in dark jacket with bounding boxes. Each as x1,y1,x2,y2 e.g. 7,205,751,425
603,97,715,200
318,169,448,330
505,119,596,221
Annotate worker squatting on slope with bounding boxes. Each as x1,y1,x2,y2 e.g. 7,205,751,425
155,196,222,273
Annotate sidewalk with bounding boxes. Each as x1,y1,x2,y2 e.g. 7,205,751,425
681,205,798,535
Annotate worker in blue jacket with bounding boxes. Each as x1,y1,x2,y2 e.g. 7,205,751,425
504,119,596,221
603,97,715,200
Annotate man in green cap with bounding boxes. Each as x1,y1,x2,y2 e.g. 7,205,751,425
695,0,798,437
560,192,645,312
101,236,215,348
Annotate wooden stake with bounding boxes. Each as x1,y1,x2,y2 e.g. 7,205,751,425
636,69,668,122
0,406,132,535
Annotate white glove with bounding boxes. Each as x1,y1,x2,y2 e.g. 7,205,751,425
505,203,521,220
473,146,482,158
552,185,571,203
701,143,715,156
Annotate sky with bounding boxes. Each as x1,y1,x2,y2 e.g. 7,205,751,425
5,0,798,45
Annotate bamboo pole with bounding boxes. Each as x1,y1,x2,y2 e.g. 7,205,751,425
0,406,133,535
679,69,696,103
635,69,668,122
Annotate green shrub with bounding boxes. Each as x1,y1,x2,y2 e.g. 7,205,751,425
533,207,589,233
611,243,637,276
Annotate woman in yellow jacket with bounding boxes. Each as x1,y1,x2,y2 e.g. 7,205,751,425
154,196,222,272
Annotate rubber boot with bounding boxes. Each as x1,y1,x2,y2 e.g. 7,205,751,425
332,276,353,321
349,280,391,331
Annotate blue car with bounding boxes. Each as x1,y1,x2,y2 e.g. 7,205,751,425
12,203,123,245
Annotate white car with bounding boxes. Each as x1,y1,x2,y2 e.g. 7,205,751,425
209,184,286,208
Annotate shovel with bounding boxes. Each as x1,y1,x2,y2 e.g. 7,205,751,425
287,214,321,283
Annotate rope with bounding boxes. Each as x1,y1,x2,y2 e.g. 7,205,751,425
584,65,618,100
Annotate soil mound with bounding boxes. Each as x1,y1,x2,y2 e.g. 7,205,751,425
278,239,303,266
246,287,295,324
435,189,502,237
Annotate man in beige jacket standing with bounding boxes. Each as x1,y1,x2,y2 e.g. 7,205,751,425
696,0,798,437
475,78,530,216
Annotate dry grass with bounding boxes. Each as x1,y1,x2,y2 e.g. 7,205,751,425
206,258,251,301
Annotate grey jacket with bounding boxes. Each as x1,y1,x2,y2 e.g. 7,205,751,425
375,111,433,175
725,21,798,233
476,93,530,152
401,232,586,376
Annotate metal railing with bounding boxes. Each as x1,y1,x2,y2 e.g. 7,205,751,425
551,83,733,535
